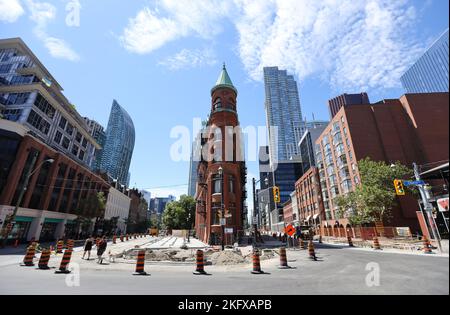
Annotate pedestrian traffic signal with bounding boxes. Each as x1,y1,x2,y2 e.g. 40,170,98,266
273,186,281,203
394,179,405,196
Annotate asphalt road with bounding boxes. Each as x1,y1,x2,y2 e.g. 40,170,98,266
0,243,448,295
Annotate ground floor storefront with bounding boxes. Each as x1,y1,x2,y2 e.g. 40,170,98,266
0,205,78,244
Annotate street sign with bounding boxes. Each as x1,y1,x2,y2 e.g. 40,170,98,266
225,228,234,234
285,225,296,237
252,217,258,225
437,198,449,212
220,218,227,226
403,180,425,187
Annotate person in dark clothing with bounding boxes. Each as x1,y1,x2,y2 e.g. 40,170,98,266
82,237,93,260
97,236,107,264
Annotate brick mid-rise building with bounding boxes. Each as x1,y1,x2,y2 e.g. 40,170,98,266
295,167,325,230
315,92,449,234
195,65,247,246
0,120,110,243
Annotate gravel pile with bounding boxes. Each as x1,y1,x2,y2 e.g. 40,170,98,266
209,250,246,265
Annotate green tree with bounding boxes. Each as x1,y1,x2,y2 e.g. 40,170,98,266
162,195,196,230
336,158,413,226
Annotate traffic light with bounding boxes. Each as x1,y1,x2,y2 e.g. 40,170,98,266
273,186,281,203
394,179,406,196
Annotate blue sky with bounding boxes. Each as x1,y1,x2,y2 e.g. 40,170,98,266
0,0,448,203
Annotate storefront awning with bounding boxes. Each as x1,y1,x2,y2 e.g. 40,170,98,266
15,216,33,223
313,214,319,220
305,215,312,221
44,218,64,224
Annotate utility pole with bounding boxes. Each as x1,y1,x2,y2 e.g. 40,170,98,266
413,163,443,253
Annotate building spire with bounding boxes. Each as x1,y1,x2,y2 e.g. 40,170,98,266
211,63,238,96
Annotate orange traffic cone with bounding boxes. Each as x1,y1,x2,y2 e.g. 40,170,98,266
21,246,36,267
251,249,265,274
193,250,208,275
133,250,149,276
278,247,292,269
55,249,73,274
38,249,51,270
308,240,317,261
373,237,382,250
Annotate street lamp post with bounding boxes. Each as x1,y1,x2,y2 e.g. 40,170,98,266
0,152,54,248
218,166,225,251
413,163,443,253
252,177,269,246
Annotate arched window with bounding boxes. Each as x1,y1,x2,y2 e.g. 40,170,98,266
213,98,222,110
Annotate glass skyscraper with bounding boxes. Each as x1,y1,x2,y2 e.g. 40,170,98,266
401,29,449,93
100,100,135,186
263,67,305,163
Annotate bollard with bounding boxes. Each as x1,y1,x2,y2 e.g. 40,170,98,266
301,239,307,250
133,250,149,276
319,235,323,244
308,240,317,261
251,249,265,274
38,249,51,270
126,235,129,241
113,235,117,244
347,236,354,247
278,247,291,269
373,237,382,250
55,249,73,274
67,239,74,251
21,246,36,267
14,239,19,248
56,240,64,254
193,250,208,275
423,237,433,254
120,235,124,242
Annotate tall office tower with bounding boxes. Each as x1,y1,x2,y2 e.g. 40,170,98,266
328,93,370,119
263,67,305,163
83,117,106,171
401,29,449,93
188,123,206,197
100,100,135,186
298,122,328,174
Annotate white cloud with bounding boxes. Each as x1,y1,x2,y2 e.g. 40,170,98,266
121,0,425,91
0,0,25,23
26,0,80,61
43,37,80,61
158,48,217,71
234,0,424,91
120,0,232,54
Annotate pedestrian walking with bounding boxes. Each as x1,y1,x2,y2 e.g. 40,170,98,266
82,237,93,260
97,236,107,264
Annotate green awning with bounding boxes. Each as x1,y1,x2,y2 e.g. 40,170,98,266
15,216,34,223
44,218,64,224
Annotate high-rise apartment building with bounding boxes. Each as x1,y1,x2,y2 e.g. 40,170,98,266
263,67,305,162
401,29,449,93
83,117,106,171
100,100,135,186
0,38,100,169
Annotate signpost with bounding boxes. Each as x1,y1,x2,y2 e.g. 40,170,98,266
285,225,296,237
403,180,425,187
